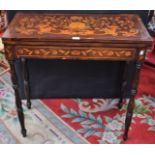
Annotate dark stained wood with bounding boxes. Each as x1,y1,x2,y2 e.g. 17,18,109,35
117,61,129,109
2,13,153,139
8,60,27,137
21,58,31,109
124,60,143,140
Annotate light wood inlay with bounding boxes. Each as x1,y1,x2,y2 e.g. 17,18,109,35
15,47,136,60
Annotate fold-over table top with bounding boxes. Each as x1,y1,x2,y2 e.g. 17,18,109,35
2,13,152,45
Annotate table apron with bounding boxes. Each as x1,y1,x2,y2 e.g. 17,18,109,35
7,46,139,61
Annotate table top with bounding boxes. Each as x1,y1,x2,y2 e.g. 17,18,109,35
3,13,152,45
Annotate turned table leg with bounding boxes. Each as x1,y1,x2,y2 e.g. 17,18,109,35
123,61,142,140
117,61,129,109
21,58,31,109
8,60,27,137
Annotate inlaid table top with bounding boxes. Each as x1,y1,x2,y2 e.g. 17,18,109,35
3,13,152,45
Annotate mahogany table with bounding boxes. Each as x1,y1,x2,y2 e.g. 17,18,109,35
2,13,152,140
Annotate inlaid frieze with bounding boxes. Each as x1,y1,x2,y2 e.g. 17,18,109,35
15,47,136,60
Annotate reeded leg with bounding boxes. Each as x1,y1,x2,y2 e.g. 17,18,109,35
21,58,31,109
117,61,129,109
123,61,142,140
8,60,27,137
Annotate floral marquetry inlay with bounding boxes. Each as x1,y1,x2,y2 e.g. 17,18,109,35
10,14,140,37
15,47,136,60
4,46,15,60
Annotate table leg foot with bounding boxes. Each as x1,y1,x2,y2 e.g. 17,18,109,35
27,101,31,109
17,106,27,137
21,128,27,137
117,98,123,109
124,97,134,141
124,104,134,140
123,134,128,141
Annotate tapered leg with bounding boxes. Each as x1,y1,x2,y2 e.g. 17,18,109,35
21,58,31,109
123,97,135,140
117,61,129,109
123,61,142,140
8,60,27,137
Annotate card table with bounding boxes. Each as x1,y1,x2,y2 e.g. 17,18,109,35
2,13,152,140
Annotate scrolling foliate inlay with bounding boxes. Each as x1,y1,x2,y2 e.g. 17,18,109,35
4,46,15,60
15,47,136,60
13,14,139,37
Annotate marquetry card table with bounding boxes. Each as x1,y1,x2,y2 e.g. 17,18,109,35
2,13,152,140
